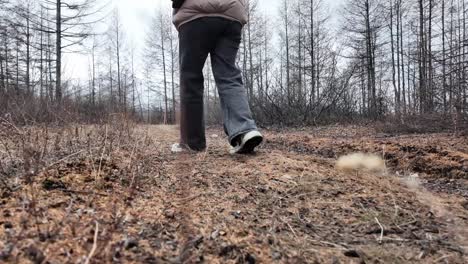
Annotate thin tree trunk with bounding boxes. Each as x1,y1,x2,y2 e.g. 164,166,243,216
463,0,467,113
0,34,4,94
48,24,54,101
15,39,19,94
297,0,303,100
442,0,447,113
449,0,454,113
418,0,426,113
109,50,113,110
56,0,62,103
91,40,96,106
131,47,136,114
247,2,254,99
40,8,44,101
264,20,269,98
3,34,7,93
285,0,291,105
26,8,31,95
116,23,122,108
395,0,401,116
457,0,463,115
407,29,411,112
310,0,315,106
428,0,433,111
390,0,398,115
160,15,168,125
399,0,406,115
170,27,176,123
365,0,375,117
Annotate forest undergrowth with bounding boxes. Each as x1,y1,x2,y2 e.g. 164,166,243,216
0,120,467,263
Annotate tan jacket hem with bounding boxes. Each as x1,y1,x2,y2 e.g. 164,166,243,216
175,14,244,30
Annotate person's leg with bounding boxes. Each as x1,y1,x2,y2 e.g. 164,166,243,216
178,19,216,151
210,20,258,146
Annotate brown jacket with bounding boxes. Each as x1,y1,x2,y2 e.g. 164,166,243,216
173,0,247,29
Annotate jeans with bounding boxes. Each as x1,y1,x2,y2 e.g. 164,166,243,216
178,17,258,150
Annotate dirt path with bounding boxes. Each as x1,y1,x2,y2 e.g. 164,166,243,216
0,125,466,263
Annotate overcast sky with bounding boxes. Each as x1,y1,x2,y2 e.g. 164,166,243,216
110,0,343,46
65,0,343,80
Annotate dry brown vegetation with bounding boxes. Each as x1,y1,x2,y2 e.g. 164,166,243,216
0,121,467,263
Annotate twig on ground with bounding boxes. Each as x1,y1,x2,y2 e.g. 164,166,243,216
281,218,298,239
173,192,210,204
433,255,452,263
375,217,384,244
85,221,99,264
61,189,108,197
306,238,349,250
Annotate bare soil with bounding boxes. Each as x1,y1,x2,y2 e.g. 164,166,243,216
0,123,467,263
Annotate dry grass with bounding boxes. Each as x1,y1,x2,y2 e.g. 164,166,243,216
0,122,467,263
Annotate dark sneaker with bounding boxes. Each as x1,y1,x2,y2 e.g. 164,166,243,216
230,131,263,154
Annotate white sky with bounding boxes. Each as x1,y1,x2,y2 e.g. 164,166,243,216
65,0,343,81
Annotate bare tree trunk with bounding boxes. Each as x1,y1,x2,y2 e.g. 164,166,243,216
0,52,3,95
258,21,264,100
264,19,269,98
116,26,122,109
395,0,401,116
365,0,376,117
463,0,467,113
247,2,254,99
15,39,19,94
399,0,406,115
361,58,366,114
427,0,433,111
3,32,6,91
456,0,463,116
0,32,5,94
442,0,447,113
418,0,426,113
297,0,303,100
390,0,398,115
407,30,412,112
47,23,54,102
91,39,96,107
316,20,321,101
26,7,31,96
284,0,291,105
109,49,113,110
170,26,176,123
131,46,136,114
242,28,248,98
56,0,62,103
147,81,150,123
310,0,315,106
123,73,127,113
40,8,44,101
449,0,454,114
160,13,168,125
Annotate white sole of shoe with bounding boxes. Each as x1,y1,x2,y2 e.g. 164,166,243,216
230,131,263,154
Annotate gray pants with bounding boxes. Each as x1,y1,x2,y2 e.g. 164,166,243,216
179,17,257,151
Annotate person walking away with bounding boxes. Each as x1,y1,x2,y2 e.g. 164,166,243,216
171,0,263,154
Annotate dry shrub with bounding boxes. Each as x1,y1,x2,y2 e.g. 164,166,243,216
375,113,468,135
